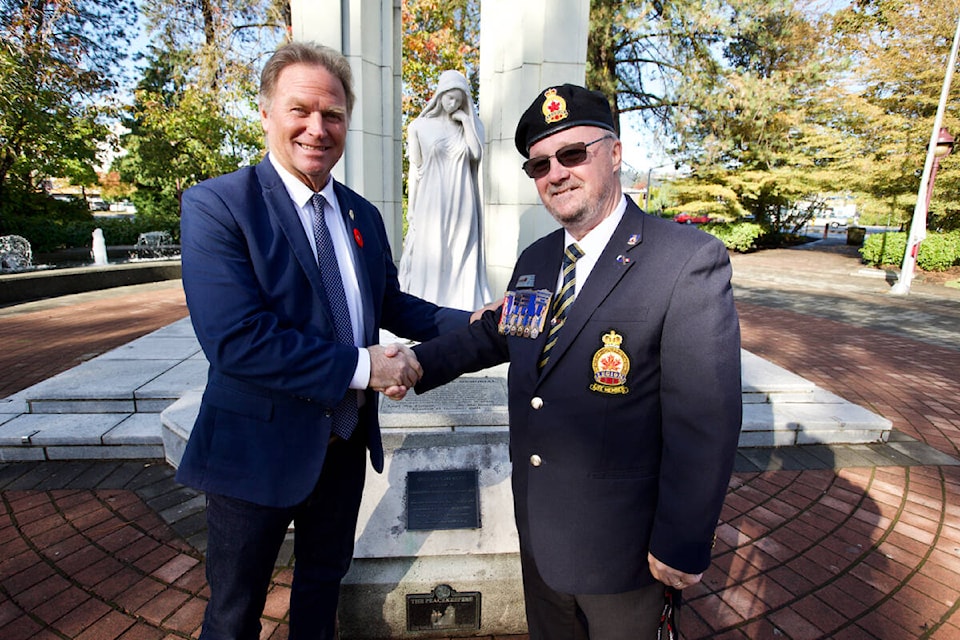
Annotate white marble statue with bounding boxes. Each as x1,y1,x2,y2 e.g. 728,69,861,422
399,70,493,310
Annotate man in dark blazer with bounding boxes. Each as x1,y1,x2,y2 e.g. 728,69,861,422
412,84,742,639
175,43,470,640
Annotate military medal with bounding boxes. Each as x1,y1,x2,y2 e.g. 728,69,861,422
590,330,630,394
498,289,552,339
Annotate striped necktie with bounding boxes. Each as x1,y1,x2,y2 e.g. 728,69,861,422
539,243,584,369
311,193,359,440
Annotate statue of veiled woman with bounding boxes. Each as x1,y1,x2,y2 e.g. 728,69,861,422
398,70,493,310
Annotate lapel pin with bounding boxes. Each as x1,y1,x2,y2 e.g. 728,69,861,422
348,209,355,220
616,255,631,264
354,228,364,248
627,234,640,246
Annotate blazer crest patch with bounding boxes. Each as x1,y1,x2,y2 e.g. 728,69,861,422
590,330,630,395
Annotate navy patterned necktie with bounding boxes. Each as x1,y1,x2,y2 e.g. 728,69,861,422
311,193,358,440
539,242,584,369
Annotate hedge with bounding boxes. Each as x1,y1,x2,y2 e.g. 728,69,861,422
702,222,765,253
860,230,960,271
1,213,179,254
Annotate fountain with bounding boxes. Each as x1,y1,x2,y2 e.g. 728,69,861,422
0,235,33,273
92,228,109,265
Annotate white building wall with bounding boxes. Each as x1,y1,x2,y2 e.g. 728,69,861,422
478,0,590,294
291,0,404,257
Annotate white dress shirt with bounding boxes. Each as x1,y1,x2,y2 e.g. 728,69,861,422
558,194,628,297
269,154,371,389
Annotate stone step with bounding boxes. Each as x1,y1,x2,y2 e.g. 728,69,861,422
19,319,204,414
0,412,163,461
1,319,893,463
741,398,891,447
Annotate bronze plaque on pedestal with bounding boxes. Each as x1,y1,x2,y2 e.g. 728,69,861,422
406,469,480,531
406,584,481,632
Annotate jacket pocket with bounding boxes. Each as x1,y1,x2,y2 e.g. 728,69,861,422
203,381,274,422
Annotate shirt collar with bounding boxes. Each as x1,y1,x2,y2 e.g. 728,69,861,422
268,153,337,210
564,194,627,256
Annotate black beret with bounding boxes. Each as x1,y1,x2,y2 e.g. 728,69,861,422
514,84,617,157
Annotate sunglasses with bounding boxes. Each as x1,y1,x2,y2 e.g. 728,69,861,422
522,135,614,179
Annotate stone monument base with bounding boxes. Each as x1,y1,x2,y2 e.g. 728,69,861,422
341,426,524,637
339,554,525,638
342,366,525,638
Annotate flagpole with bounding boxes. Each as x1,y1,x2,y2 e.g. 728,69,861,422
890,14,960,295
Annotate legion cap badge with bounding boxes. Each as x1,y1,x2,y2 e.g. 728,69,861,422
515,83,616,157
541,88,568,125
590,330,630,394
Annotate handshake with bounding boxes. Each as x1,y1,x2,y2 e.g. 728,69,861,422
366,300,501,400
367,343,422,401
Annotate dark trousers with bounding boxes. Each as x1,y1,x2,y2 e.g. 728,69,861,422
519,546,666,640
199,433,367,640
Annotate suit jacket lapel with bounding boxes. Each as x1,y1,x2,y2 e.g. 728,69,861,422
255,160,330,307
539,201,646,380
333,182,377,345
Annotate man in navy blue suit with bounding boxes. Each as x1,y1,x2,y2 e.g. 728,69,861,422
175,43,471,639
412,85,742,639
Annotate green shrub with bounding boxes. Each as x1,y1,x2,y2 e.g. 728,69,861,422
1,210,179,253
918,230,960,271
861,231,960,271
130,190,181,224
860,232,905,267
702,222,765,252
1,215,92,253
0,189,90,222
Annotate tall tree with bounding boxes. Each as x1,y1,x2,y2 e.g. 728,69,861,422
117,0,289,215
586,0,731,137
834,0,960,230
0,0,136,202
659,0,854,230
115,47,264,219
402,0,479,124
140,0,290,89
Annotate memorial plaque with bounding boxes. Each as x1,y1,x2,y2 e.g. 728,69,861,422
406,584,481,632
407,469,480,530
378,377,508,427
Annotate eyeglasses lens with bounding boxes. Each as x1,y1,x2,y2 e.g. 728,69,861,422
556,144,589,167
523,142,589,179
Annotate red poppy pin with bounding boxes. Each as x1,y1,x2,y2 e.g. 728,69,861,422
353,228,363,248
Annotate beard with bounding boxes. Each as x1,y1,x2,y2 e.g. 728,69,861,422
544,180,591,227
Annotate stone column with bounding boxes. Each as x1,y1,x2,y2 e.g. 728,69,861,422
290,0,404,256
478,0,590,294
290,0,591,283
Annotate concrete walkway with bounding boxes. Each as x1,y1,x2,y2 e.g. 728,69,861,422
2,240,960,639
